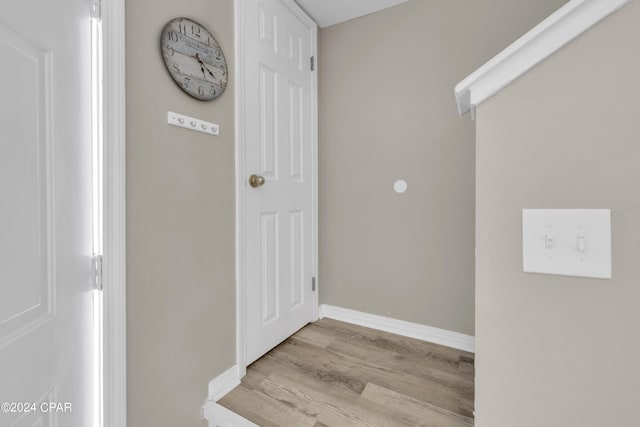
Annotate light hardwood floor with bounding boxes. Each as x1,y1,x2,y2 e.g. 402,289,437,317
218,318,475,426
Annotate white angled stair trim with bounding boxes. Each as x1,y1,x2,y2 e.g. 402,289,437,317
203,401,260,427
207,365,241,402
202,365,259,426
318,305,475,353
454,0,632,116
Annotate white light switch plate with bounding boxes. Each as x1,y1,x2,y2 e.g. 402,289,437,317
522,209,611,279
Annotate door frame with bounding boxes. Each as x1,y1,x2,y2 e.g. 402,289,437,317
102,0,127,424
234,0,318,377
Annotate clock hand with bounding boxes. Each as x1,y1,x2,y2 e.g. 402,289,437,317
193,54,217,82
204,66,216,80
193,54,206,79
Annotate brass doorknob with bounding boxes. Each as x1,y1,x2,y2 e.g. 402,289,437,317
248,174,265,188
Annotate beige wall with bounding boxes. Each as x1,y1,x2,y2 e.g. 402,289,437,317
475,2,640,426
318,0,566,335
126,0,235,426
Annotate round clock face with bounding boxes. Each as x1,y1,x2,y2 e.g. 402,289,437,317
160,17,228,101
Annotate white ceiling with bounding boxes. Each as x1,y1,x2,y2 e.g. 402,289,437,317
294,0,411,28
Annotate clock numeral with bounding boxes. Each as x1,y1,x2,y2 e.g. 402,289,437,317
168,31,179,43
191,25,201,37
198,86,205,96
183,76,191,89
210,86,217,96
172,64,180,73
178,23,187,35
207,37,212,47
165,45,174,56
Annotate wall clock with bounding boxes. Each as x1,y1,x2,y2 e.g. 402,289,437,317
160,17,228,101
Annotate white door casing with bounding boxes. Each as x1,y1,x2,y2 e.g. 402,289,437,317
0,0,95,425
238,0,318,367
101,0,128,423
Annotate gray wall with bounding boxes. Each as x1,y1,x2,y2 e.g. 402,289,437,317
318,0,566,335
126,0,235,425
475,2,640,426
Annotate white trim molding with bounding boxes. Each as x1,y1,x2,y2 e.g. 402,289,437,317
207,365,241,402
318,305,475,354
203,401,260,427
234,0,248,382
454,0,632,117
310,5,320,325
102,0,127,424
202,365,258,427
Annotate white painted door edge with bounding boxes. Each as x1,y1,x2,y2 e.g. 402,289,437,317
454,0,633,117
319,305,476,354
102,0,127,425
234,0,319,379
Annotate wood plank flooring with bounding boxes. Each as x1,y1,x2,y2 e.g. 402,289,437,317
218,319,474,426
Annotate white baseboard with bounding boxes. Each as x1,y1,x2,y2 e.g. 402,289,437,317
207,365,241,402
203,401,259,427
203,365,259,426
318,304,475,353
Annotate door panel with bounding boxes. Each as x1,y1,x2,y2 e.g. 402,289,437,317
0,0,94,424
289,210,304,309
244,0,316,365
259,65,278,178
260,212,279,325
0,26,53,347
288,82,303,180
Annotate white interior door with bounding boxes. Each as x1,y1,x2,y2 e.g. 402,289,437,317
242,0,318,365
0,1,95,426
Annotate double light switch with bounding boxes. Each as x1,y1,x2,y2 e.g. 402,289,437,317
522,209,611,279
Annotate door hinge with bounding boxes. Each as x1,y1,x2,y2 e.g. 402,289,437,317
310,55,315,72
312,276,316,292
90,0,102,20
93,255,103,291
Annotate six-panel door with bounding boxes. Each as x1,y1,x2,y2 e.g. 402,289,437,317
244,0,317,365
